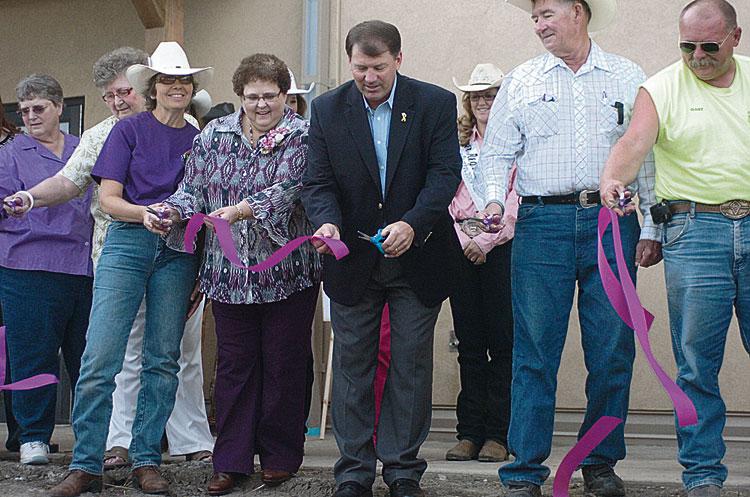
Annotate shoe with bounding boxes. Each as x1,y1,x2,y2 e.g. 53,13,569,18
131,466,169,494
185,450,213,463
333,481,373,497
20,441,49,465
261,469,293,486
478,440,509,462
48,470,103,497
103,446,129,470
582,464,625,497
389,478,425,497
207,472,235,496
445,439,480,461
505,483,542,497
687,485,722,497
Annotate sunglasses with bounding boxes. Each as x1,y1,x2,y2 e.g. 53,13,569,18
469,92,498,103
156,74,194,85
679,27,735,54
102,87,133,103
17,104,50,117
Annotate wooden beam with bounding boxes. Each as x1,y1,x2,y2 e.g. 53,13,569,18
163,0,184,45
130,0,165,29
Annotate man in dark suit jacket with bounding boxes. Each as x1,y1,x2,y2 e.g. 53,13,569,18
301,20,462,497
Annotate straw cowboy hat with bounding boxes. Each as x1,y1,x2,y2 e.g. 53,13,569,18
191,90,212,119
126,41,213,96
452,63,505,92
287,70,315,95
505,0,617,33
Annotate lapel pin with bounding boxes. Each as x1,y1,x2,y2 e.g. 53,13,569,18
401,112,407,123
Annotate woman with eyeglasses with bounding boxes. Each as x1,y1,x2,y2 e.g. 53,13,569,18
161,53,321,495
444,64,519,464
49,42,213,497
0,74,93,467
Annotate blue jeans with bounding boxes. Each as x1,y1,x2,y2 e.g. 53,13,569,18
0,267,91,445
662,210,750,490
499,204,639,487
69,222,198,475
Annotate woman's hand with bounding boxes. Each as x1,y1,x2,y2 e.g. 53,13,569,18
208,201,251,226
143,203,177,235
463,240,486,265
2,193,31,217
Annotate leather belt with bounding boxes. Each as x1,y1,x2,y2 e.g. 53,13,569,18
669,200,750,220
521,190,601,208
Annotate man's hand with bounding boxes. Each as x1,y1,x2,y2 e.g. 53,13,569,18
186,280,204,318
312,223,340,255
481,202,506,231
463,240,486,265
636,240,663,268
380,221,415,258
3,193,32,217
600,180,636,217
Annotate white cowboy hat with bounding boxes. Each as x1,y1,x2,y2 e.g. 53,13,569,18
287,70,315,95
452,63,505,92
191,90,212,119
505,0,617,33
126,41,213,96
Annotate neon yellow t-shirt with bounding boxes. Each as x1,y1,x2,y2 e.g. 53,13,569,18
641,55,750,204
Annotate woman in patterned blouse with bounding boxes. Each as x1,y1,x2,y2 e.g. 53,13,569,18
163,53,321,495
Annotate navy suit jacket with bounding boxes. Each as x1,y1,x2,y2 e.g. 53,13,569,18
301,74,462,307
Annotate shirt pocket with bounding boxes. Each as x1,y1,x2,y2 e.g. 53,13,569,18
523,94,559,138
598,96,624,138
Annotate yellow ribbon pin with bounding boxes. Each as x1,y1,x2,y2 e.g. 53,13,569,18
401,112,407,122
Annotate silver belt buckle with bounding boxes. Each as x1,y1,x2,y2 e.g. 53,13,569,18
579,189,598,208
719,199,750,220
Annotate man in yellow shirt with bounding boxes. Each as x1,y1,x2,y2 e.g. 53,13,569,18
600,1,748,496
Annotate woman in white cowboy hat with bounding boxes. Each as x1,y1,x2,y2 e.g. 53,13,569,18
285,69,315,117
50,42,213,497
445,63,519,464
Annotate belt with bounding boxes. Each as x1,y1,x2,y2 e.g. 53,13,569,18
521,190,601,208
669,200,750,220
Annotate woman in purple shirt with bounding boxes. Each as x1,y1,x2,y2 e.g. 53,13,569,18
0,74,93,466
163,53,321,495
50,43,213,497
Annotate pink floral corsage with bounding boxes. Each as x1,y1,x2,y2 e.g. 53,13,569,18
258,127,290,154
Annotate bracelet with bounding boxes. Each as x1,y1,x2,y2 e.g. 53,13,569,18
234,203,245,221
17,190,34,211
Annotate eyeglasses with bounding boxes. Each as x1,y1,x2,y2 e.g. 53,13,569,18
17,104,50,117
679,27,736,54
156,75,194,85
468,93,498,103
243,91,282,105
102,87,133,103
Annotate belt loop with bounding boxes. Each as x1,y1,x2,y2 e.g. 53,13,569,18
689,201,696,218
536,196,545,206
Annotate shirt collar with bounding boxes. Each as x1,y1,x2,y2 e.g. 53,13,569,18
541,39,612,75
363,75,398,112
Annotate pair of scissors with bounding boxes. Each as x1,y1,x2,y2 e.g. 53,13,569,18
618,191,633,209
357,229,386,255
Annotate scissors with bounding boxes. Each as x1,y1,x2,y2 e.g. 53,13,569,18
457,213,503,238
618,191,633,209
357,229,386,255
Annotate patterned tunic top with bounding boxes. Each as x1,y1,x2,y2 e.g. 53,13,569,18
166,107,321,305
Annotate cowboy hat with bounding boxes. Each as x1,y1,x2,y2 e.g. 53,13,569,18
505,0,617,33
191,90,212,119
452,63,505,92
287,70,315,95
126,41,213,96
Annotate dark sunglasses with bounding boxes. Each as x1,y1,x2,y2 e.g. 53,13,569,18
156,74,194,85
17,104,50,117
679,27,735,54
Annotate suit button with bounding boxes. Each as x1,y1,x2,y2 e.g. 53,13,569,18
377,203,383,210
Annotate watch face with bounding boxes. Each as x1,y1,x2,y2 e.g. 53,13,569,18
459,219,484,238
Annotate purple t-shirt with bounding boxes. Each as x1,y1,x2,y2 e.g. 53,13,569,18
92,111,198,205
0,133,94,277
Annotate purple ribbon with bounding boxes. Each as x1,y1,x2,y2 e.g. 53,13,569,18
553,416,623,497
183,212,349,270
0,326,58,391
596,208,697,427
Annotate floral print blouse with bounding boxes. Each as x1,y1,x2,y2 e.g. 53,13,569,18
166,107,321,305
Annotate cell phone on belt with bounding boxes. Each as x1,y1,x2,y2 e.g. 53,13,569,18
650,201,672,224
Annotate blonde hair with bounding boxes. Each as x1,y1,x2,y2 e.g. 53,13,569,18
457,92,476,147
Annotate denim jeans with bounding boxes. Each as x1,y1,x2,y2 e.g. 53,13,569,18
0,267,92,445
499,204,639,487
662,210,750,490
69,222,198,475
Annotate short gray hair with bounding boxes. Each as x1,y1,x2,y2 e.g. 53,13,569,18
92,46,149,89
16,74,64,104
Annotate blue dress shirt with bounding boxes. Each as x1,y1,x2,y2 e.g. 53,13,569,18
364,78,397,198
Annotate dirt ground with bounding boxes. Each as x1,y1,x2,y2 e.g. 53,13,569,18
2,461,749,497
